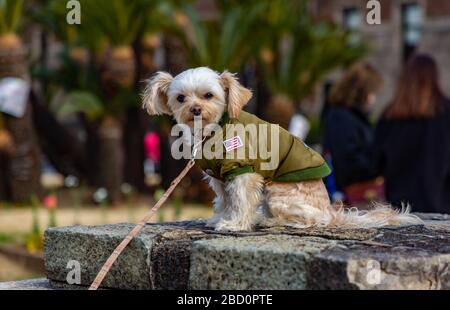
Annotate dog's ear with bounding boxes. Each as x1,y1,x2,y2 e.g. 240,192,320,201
220,71,252,118
142,72,173,115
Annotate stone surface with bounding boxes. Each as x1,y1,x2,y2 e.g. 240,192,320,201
307,225,450,289
45,223,155,290
415,213,450,231
189,235,337,289
0,278,54,290
189,224,450,290
42,216,450,290
44,221,209,290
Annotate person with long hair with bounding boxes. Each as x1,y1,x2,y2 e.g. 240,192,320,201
322,62,383,201
375,54,450,213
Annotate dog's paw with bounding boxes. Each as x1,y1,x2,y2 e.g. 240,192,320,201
214,220,251,232
205,214,223,228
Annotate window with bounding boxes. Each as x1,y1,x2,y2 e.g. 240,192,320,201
343,7,362,44
402,3,423,62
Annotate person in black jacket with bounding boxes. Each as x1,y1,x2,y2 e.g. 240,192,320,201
374,54,450,214
323,63,382,193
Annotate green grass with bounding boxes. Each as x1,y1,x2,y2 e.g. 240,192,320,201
0,232,24,245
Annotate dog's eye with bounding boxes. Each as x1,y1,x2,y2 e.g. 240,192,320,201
204,92,214,100
177,95,185,103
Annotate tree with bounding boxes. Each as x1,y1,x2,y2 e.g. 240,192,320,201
170,0,266,72
0,0,42,202
69,0,164,203
31,0,183,200
257,0,368,128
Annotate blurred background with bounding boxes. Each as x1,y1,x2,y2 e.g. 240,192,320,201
0,0,449,281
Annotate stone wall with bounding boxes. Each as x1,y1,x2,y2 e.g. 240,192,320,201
38,214,450,290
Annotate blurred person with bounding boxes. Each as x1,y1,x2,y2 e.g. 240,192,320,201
374,54,450,214
322,62,383,203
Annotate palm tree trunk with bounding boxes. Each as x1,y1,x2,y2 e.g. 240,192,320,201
3,103,42,202
254,65,271,118
0,152,10,201
98,116,123,205
79,116,101,187
163,35,188,75
119,36,160,193
96,46,136,204
123,108,146,192
158,35,191,190
31,92,86,179
0,34,42,203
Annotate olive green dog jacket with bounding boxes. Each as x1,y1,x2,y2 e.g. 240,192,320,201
196,111,331,183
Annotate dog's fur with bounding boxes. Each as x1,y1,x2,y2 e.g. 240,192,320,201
143,67,422,231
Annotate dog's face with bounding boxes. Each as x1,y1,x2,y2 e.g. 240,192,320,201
143,67,252,128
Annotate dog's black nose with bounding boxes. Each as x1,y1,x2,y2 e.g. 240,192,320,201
190,106,202,116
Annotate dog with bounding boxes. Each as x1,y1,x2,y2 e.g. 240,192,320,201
143,67,422,231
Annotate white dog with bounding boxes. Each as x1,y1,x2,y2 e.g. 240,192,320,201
143,67,422,231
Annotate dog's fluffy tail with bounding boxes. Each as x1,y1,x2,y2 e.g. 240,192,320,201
266,202,423,229
324,203,423,229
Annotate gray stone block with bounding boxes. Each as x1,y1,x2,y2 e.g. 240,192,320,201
44,221,210,290
307,225,450,289
43,218,450,290
189,225,450,290
189,235,337,289
45,223,155,290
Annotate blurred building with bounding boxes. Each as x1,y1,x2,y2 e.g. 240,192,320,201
310,0,450,116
